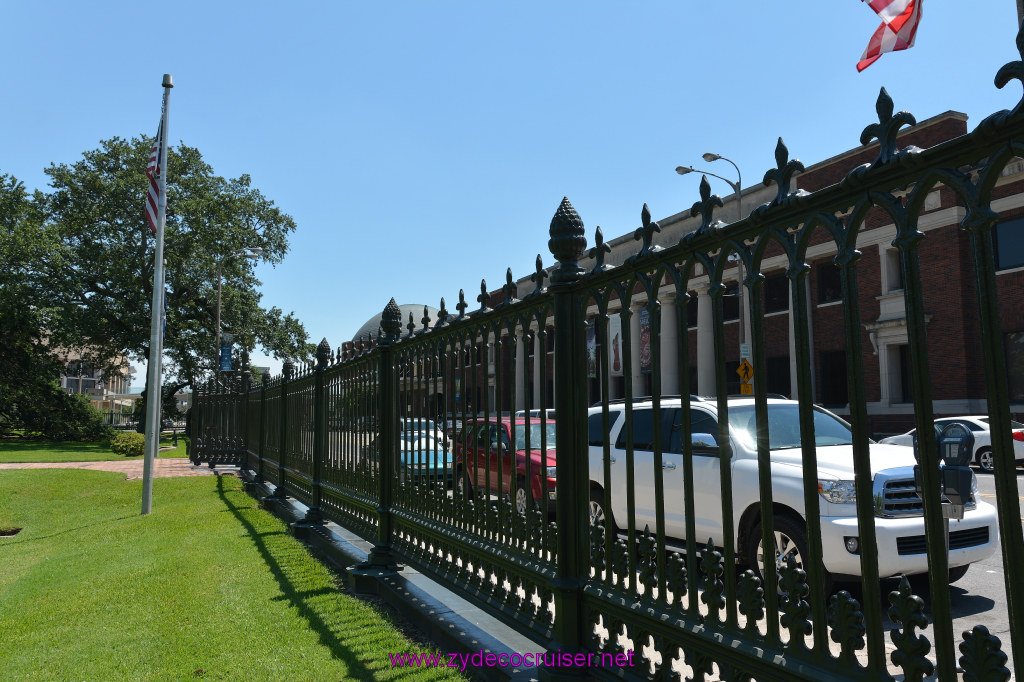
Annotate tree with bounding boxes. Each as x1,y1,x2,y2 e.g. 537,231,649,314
16,136,310,429
0,174,108,440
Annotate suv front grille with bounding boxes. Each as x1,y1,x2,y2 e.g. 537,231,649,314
881,477,923,517
897,527,990,555
873,467,976,518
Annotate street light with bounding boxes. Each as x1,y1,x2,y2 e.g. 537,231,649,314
676,154,749,356
216,247,263,371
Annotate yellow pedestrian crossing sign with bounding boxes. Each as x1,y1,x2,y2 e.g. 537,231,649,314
737,358,753,384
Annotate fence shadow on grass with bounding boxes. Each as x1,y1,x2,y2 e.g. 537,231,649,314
213,474,444,681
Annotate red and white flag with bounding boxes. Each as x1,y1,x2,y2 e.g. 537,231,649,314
857,0,922,72
145,116,164,233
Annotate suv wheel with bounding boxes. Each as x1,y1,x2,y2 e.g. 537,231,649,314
589,486,618,536
747,514,831,597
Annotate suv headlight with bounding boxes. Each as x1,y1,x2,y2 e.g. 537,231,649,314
818,479,857,504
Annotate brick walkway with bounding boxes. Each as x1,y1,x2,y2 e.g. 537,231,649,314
0,457,235,481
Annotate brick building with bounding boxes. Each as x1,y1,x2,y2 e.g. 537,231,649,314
351,110,1024,438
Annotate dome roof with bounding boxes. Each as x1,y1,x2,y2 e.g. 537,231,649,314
351,303,442,342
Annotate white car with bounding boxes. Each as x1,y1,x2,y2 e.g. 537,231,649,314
879,416,1024,473
587,397,999,592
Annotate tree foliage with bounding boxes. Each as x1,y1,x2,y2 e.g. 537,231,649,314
1,136,310,435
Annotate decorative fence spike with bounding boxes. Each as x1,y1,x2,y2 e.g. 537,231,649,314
685,177,725,244
589,226,613,273
857,87,919,170
888,575,934,681
528,254,547,298
629,203,662,263
958,625,1010,682
477,279,490,313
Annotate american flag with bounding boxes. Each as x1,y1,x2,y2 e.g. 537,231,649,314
857,0,922,72
145,115,164,233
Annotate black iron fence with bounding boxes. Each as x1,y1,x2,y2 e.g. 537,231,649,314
193,27,1024,682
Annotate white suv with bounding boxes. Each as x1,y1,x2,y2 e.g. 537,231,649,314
586,396,999,588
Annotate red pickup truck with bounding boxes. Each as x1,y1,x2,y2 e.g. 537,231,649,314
454,418,557,514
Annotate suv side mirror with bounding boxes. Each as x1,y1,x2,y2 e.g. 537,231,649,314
692,432,718,448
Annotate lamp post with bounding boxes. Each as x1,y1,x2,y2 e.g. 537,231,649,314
676,154,749,360
216,247,263,371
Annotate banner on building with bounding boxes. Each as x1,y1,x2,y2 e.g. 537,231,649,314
586,322,597,379
608,316,623,377
639,308,652,375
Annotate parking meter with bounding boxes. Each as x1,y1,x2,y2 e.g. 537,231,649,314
937,422,974,510
912,422,975,513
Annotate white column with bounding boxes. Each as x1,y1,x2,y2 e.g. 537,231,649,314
660,296,679,396
630,303,643,396
533,330,543,408
515,331,527,411
789,278,815,402
697,285,715,397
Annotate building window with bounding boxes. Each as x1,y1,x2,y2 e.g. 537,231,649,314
766,356,791,397
993,217,1024,271
1006,331,1024,401
883,248,904,292
764,273,789,314
686,291,698,328
819,350,848,407
723,286,739,321
816,261,842,304
889,344,913,404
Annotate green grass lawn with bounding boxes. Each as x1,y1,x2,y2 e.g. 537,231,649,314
0,434,188,463
0,470,462,681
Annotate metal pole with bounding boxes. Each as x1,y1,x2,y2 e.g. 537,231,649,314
216,259,223,370
142,74,173,515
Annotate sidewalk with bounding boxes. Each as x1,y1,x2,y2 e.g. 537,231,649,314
0,457,237,481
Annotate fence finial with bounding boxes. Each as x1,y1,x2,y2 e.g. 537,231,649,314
381,298,402,342
548,197,587,282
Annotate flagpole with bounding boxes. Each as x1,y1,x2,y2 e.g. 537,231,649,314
142,74,173,515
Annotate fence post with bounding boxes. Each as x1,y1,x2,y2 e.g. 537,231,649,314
544,197,589,680
359,299,402,570
267,358,294,501
256,376,267,483
303,338,331,525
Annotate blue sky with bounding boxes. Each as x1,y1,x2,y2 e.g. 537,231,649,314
2,2,1021,381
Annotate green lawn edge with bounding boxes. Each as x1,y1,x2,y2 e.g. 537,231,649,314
0,436,188,463
0,470,462,681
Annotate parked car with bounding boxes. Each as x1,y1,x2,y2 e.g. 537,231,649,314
878,416,1024,473
361,431,453,486
514,409,556,420
454,418,557,514
400,417,445,443
587,397,999,593
397,432,452,486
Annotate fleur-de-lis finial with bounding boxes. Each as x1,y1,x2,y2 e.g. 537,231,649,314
987,21,1024,125
528,254,548,297
685,176,725,243
435,297,449,328
588,226,613,272
629,203,663,262
455,289,468,318
477,279,491,313
503,268,519,305
763,137,808,208
420,305,431,332
859,87,918,167
407,311,416,337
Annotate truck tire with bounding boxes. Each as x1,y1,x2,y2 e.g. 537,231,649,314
746,514,832,598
